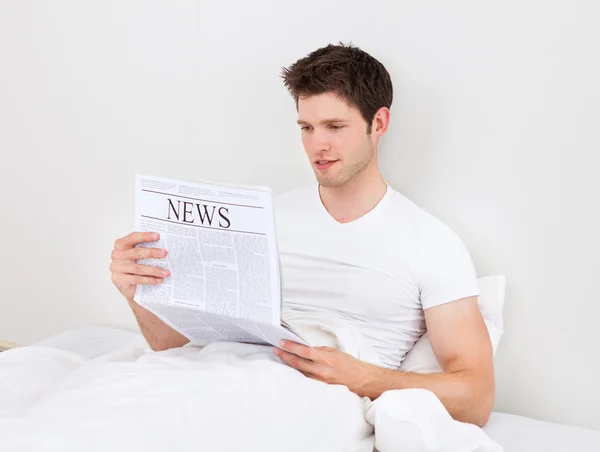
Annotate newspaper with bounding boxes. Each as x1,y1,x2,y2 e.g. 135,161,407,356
133,174,308,347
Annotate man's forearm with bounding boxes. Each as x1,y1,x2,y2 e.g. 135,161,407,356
127,298,189,351
361,367,494,427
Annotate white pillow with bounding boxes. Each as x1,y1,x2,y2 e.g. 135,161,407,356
398,275,506,374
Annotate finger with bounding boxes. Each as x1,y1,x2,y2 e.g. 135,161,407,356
114,232,160,250
110,262,170,278
111,246,167,262
273,349,318,374
313,346,338,354
116,274,164,286
279,340,316,361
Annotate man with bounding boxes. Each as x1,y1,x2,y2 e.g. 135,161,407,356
110,43,494,427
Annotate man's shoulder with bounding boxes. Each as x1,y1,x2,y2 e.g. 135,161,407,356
388,188,478,303
387,187,465,246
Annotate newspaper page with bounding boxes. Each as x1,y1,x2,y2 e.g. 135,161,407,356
132,174,308,347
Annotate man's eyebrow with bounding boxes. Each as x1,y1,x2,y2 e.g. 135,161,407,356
296,118,349,125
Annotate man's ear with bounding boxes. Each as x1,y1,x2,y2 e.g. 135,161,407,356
371,107,391,137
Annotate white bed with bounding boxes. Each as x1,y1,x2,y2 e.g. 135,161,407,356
484,412,600,452
29,326,600,452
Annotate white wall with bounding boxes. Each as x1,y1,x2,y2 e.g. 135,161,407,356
1,0,598,430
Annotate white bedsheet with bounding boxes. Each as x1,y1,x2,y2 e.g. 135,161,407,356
483,412,600,452
23,326,600,451
1,325,502,452
33,326,147,358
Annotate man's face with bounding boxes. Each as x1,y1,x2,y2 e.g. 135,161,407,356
297,92,374,188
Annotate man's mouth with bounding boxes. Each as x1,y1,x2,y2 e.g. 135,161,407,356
315,160,339,171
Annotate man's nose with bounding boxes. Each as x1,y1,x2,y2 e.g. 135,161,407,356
309,129,331,154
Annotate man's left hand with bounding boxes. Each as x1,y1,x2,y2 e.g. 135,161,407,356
273,340,382,398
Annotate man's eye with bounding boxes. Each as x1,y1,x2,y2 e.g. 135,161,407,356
329,125,344,130
301,126,311,131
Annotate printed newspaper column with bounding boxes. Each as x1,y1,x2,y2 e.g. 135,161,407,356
133,174,308,347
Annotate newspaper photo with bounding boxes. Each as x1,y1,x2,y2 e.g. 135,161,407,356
133,174,309,347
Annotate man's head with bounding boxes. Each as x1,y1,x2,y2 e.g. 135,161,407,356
281,43,393,188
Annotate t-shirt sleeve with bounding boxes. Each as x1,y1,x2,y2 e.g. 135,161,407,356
414,221,480,310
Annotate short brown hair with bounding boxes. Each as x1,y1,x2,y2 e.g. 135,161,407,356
281,43,393,134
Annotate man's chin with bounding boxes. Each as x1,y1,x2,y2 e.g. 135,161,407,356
315,176,344,188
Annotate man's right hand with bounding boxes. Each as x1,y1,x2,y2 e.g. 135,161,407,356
110,231,171,301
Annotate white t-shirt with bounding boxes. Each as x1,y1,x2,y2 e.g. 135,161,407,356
275,183,479,369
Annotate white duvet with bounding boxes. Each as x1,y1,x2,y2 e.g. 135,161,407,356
0,333,502,452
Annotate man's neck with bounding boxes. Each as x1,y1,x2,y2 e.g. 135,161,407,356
319,166,387,224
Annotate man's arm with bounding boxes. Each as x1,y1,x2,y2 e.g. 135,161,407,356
110,231,190,352
358,296,494,426
127,298,190,351
275,296,494,427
